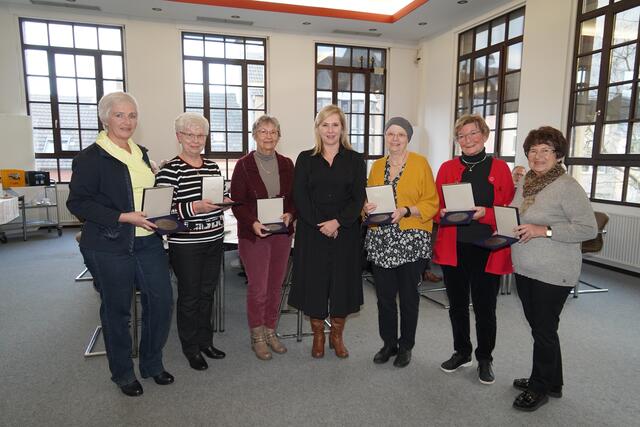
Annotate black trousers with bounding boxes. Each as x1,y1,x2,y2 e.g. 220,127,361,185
372,258,427,351
169,239,223,357
515,274,571,395
441,242,500,362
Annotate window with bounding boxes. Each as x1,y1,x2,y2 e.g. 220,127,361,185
20,18,125,182
567,0,640,206
455,7,525,167
315,43,386,165
182,33,266,179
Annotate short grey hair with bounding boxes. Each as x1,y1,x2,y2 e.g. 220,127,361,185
251,114,281,139
174,112,209,134
97,92,139,128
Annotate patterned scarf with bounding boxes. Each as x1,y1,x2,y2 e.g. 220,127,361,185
520,163,565,214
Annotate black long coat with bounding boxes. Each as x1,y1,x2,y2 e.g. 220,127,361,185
288,147,366,318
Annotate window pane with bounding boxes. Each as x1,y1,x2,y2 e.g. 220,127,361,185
369,135,383,156
459,59,470,83
247,64,264,87
103,80,123,95
576,53,601,89
486,77,499,104
351,134,364,152
352,92,365,113
210,132,225,151
77,79,97,103
570,165,593,196
226,42,244,59
102,55,123,80
55,54,76,77
472,81,485,105
627,167,640,202
316,69,332,90
491,17,506,45
185,84,204,107
248,87,263,109
210,85,225,108
81,129,98,149
184,37,204,56
609,44,636,83
61,129,80,151
59,159,72,182
227,110,242,132
33,128,54,153
508,9,525,39
316,91,332,111
571,125,595,157
370,115,384,134
613,6,640,45
57,78,77,103
500,129,517,156
352,73,365,92
459,30,473,55
79,104,98,128
504,100,519,113
29,103,52,127
574,89,599,122
246,42,264,61
583,0,608,13
209,63,225,85
485,131,495,154
184,60,203,84
579,16,605,54
632,122,640,153
25,50,49,76
338,92,351,113
474,56,486,79
227,86,243,108
371,49,385,68
23,21,48,46
370,74,385,93
351,114,365,134
338,72,351,91
352,48,367,67
475,24,489,50
49,24,74,48
601,122,628,154
74,26,98,50
226,65,242,85
205,40,224,58
595,165,624,200
606,83,632,120
35,159,58,182
504,72,521,100
370,94,384,114
98,28,122,51
487,52,500,76
76,56,95,78
227,132,242,151
317,45,333,65
210,109,225,131
507,42,522,71
335,47,350,66
502,112,518,128
59,104,78,128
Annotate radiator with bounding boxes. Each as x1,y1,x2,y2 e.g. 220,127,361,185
584,213,640,273
56,184,81,225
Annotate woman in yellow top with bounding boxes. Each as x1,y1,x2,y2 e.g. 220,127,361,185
363,117,439,367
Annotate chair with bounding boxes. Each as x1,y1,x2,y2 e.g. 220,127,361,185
572,211,609,298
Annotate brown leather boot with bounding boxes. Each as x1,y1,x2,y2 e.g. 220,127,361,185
264,328,287,354
329,317,349,358
310,318,326,358
250,327,272,361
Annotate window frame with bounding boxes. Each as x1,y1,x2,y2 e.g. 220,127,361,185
566,0,640,206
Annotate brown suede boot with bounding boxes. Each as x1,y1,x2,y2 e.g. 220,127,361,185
329,317,349,358
264,328,287,354
310,318,326,358
250,326,272,360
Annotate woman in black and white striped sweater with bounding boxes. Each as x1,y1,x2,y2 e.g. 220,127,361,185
155,112,230,371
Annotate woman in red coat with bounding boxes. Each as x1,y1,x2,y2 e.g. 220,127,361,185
230,115,295,361
433,114,514,385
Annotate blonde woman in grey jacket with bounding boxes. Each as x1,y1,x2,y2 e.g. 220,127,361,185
510,126,597,412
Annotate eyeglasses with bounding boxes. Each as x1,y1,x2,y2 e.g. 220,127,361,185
456,130,482,141
527,148,556,157
385,131,408,140
257,129,278,137
179,131,208,140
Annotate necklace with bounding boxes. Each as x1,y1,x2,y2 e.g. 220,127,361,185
256,157,276,174
461,154,487,171
388,151,408,167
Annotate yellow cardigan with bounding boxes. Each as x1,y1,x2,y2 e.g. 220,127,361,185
367,152,439,232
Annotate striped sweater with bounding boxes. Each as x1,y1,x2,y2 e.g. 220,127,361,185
155,156,225,244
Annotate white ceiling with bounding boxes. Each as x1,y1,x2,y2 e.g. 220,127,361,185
3,0,516,43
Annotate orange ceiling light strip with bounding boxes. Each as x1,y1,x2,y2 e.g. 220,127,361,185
169,0,428,23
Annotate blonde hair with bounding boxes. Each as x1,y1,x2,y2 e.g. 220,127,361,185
453,113,490,138
312,104,352,156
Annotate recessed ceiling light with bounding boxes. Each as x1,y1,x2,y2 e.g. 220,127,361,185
152,7,162,11
368,28,377,32
231,15,241,18
457,0,469,4
302,21,311,25
418,22,427,26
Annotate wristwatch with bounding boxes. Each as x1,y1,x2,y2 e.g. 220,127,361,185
404,206,411,218
546,226,553,238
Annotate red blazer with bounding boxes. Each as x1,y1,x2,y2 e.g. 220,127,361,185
230,151,296,242
432,157,515,275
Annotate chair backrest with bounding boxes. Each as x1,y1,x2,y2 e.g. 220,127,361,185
581,211,609,254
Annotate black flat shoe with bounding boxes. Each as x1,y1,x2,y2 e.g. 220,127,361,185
153,371,175,385
120,380,143,397
513,378,562,398
393,349,412,368
201,345,226,359
187,353,208,371
373,345,398,364
513,390,549,412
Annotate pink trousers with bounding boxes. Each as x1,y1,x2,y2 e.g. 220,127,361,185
238,234,292,329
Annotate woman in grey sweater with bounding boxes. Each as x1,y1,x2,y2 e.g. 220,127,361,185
510,126,597,412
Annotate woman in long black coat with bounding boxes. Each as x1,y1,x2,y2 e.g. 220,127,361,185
288,104,366,359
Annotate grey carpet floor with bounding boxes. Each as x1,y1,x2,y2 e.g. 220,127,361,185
0,231,639,426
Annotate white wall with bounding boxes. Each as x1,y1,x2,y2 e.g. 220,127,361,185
0,4,418,166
